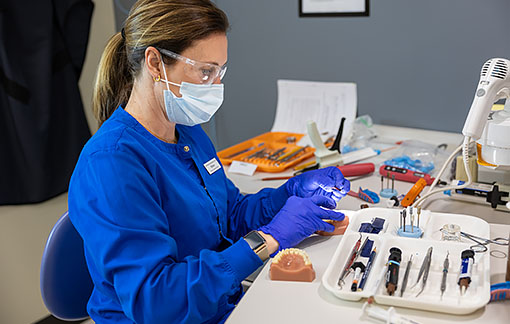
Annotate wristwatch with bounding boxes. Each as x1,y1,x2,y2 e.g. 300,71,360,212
243,230,269,261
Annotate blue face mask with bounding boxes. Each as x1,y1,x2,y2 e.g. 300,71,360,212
160,62,224,126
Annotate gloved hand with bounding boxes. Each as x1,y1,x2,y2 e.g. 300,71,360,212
286,166,350,201
259,195,345,252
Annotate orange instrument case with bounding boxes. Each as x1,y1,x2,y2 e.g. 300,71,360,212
217,132,315,173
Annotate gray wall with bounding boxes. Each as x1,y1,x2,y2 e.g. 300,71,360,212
115,1,510,150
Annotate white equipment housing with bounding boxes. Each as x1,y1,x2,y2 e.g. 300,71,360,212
462,58,510,169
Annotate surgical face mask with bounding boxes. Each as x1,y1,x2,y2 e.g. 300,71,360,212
160,60,224,126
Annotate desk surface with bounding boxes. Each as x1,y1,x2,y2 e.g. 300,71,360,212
225,125,510,323
227,222,510,324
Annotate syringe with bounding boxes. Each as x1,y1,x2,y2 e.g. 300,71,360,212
459,249,475,295
362,297,422,324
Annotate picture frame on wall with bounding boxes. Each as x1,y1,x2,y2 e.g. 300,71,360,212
299,0,370,17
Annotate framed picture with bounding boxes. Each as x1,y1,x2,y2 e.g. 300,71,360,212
299,0,370,17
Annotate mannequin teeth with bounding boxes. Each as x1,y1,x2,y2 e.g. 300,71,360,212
272,248,311,265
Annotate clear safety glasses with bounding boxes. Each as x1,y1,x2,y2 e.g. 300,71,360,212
157,48,227,85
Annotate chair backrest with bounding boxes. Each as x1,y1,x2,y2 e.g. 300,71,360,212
40,211,93,320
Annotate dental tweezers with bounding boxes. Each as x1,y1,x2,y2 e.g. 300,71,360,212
414,247,433,297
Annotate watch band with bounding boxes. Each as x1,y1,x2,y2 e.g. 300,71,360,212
243,230,269,261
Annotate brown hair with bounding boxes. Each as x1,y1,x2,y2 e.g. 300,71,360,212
92,0,229,125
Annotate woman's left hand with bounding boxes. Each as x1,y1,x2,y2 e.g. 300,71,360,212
286,166,350,201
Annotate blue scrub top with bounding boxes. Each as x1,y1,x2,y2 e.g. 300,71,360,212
68,107,289,324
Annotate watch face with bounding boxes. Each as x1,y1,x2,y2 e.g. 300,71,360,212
244,231,268,261
245,231,265,249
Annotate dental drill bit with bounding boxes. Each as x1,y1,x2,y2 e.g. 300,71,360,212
402,208,407,232
417,206,421,228
410,207,414,233
441,252,449,300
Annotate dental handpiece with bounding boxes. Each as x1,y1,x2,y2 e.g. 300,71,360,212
386,247,402,296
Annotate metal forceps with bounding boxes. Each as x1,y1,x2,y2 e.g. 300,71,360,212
460,231,509,253
412,247,433,297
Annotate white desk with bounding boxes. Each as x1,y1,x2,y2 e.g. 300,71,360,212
225,125,510,323
227,222,509,324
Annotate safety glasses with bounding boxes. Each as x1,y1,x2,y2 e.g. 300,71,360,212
157,48,227,85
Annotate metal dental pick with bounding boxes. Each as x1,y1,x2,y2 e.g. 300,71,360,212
400,254,413,297
440,251,449,300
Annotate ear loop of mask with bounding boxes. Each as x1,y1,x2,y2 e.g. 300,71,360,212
160,56,181,90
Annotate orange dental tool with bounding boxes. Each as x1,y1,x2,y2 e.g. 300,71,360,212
401,178,427,207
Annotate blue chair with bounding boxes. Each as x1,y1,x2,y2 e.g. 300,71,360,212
40,211,93,320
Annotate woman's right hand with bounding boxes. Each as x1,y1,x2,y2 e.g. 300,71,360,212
258,196,345,254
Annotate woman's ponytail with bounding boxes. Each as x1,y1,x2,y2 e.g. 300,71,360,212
92,32,132,125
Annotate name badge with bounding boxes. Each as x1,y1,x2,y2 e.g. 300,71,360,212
204,158,222,175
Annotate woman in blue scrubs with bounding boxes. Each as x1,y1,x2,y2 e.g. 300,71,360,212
68,0,350,323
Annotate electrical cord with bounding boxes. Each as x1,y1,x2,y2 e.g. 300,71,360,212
413,136,473,207
425,143,463,194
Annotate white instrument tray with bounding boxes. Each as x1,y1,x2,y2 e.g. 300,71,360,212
322,208,490,315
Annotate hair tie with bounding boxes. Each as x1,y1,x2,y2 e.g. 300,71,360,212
121,28,126,40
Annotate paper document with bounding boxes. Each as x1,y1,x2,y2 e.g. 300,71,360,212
229,161,258,176
302,0,366,13
271,80,357,145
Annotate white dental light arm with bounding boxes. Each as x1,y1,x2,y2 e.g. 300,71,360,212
462,58,510,140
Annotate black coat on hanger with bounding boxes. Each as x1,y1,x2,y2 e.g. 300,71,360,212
0,0,93,204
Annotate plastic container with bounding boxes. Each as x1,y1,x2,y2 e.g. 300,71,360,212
217,132,315,172
322,208,490,315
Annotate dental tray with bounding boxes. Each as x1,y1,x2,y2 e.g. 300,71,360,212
217,132,315,172
322,208,491,315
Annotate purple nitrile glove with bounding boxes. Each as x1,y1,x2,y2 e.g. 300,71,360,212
259,195,345,253
286,166,351,201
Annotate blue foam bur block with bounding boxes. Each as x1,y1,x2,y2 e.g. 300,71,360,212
380,188,398,198
397,225,423,238
359,223,373,233
371,217,385,231
360,239,374,257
